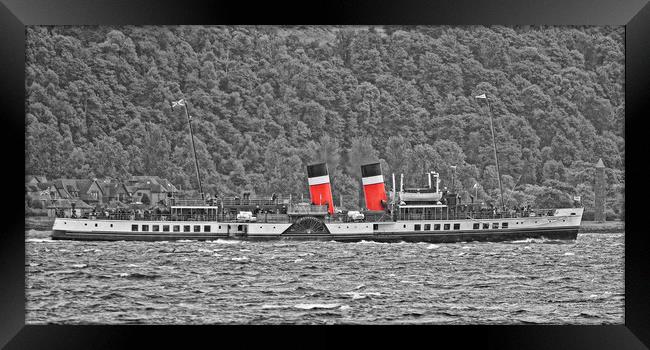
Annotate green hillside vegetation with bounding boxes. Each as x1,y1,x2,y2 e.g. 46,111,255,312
25,25,624,218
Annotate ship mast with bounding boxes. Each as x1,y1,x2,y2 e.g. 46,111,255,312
476,94,505,212
173,98,204,200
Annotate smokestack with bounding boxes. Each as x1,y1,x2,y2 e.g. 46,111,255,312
307,163,335,214
361,163,388,211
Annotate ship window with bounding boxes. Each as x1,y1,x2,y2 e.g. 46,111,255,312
434,224,440,230
238,225,243,231
142,225,149,231
194,225,200,232
173,225,180,232
403,224,406,228
163,225,170,232
152,225,159,232
218,225,221,229
424,224,431,231
571,213,576,215
203,225,210,232
373,224,379,231
131,224,138,232
502,222,508,228
444,224,450,230
453,223,460,230
492,223,499,229
473,223,480,230
110,224,113,228
184,225,190,232
95,223,98,227
415,224,421,231
483,223,489,229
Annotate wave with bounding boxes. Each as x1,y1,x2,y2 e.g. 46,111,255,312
117,272,160,279
341,291,381,300
357,240,388,245
231,256,250,262
208,239,241,244
294,303,340,310
26,238,54,243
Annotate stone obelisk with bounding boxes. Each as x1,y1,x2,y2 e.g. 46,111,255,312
594,158,606,222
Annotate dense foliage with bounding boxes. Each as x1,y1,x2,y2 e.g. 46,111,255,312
25,26,624,217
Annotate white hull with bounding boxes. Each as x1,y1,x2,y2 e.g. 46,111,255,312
51,208,583,242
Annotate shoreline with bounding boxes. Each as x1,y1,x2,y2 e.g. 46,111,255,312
578,221,625,233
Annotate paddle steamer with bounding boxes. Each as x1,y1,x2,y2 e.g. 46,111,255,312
51,96,583,242
51,161,582,242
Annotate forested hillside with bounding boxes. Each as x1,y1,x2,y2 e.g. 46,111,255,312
25,26,625,218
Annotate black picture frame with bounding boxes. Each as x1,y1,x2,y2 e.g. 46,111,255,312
2,0,649,348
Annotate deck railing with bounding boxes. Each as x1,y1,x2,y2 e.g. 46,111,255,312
287,204,328,215
58,207,567,223
396,208,560,221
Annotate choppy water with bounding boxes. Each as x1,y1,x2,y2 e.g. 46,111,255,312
25,230,624,324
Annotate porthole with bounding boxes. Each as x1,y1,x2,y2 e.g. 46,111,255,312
95,223,98,227
84,223,87,226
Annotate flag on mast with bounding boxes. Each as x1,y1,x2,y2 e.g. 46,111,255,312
171,98,186,108
475,93,487,99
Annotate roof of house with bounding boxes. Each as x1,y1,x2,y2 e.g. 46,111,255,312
36,182,53,190
128,176,177,193
25,184,40,193
100,182,130,197
52,179,79,192
25,175,48,184
52,179,103,196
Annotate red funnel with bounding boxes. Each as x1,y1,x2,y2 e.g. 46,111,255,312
361,162,387,211
307,163,334,214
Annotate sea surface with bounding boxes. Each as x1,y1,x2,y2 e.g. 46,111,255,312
25,230,624,324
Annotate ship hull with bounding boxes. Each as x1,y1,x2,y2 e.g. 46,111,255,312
50,208,582,243
52,226,579,243
51,227,578,242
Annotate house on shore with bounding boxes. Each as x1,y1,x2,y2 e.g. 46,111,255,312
50,179,104,205
47,198,94,218
126,176,178,205
98,180,132,204
25,182,53,209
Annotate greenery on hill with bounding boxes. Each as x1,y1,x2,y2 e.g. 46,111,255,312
25,25,624,218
